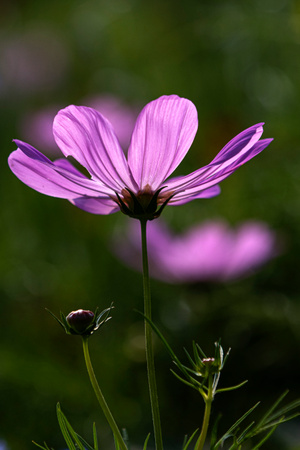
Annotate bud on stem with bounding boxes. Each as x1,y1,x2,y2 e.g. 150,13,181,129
66,309,95,335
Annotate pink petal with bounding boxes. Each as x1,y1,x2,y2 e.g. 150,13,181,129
169,185,221,205
8,141,113,199
84,94,139,150
127,95,198,190
53,158,87,177
70,197,120,215
53,105,136,192
210,123,264,164
164,128,272,195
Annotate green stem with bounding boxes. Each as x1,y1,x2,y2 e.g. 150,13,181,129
140,219,164,450
195,375,213,450
82,337,127,450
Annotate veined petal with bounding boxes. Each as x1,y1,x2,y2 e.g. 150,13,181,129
164,126,272,194
53,105,136,192
165,140,271,200
210,123,264,164
53,158,87,177
169,185,221,205
8,141,114,199
127,95,198,190
70,197,120,215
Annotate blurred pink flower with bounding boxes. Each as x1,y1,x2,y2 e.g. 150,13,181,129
114,220,279,283
19,95,139,155
19,106,61,155
0,28,69,96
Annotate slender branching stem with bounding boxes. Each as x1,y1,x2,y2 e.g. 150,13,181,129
82,337,127,450
140,219,164,450
195,375,214,450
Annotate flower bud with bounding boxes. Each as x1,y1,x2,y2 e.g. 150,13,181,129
66,309,95,335
201,357,220,376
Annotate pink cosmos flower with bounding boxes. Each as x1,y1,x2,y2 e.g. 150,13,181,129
8,95,272,220
114,220,279,283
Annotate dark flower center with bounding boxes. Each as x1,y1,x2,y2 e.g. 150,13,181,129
115,184,174,220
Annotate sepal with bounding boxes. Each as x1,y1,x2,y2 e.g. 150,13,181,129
116,186,174,220
46,305,113,337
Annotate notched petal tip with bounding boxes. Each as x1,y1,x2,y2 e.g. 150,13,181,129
10,139,51,163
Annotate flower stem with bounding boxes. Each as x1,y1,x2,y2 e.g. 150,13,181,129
82,337,127,450
140,219,164,450
195,375,213,450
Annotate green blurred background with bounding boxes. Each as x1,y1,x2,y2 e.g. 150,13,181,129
1,0,300,448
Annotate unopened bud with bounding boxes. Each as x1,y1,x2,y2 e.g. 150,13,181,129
66,309,95,335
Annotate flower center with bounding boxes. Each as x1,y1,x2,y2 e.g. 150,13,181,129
114,184,174,220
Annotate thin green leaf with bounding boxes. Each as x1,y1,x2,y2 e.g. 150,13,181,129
213,402,260,449
32,442,52,450
93,423,99,450
229,443,242,450
143,433,151,450
138,312,192,381
184,347,198,370
60,313,70,333
170,369,199,391
182,428,199,450
76,434,95,450
45,308,66,331
216,380,248,394
227,440,240,450
56,404,76,450
57,403,87,450
255,412,300,434
251,423,280,450
254,390,289,431
236,421,255,444
95,304,114,330
192,342,202,367
262,399,300,426
195,342,207,360
214,341,223,365
212,372,221,394
220,347,231,370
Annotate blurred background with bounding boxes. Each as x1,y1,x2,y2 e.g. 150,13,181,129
1,0,300,448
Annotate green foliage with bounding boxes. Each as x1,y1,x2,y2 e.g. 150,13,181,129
211,391,300,449
34,403,128,450
33,403,152,450
142,313,246,402
33,403,96,450
142,434,151,449
141,314,300,449
178,392,300,450
182,429,199,450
